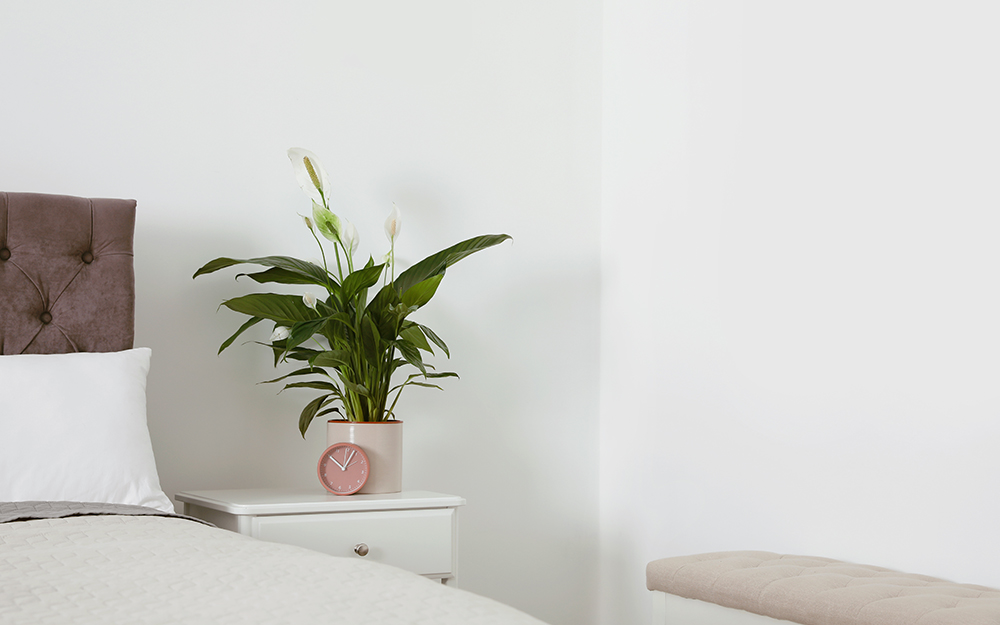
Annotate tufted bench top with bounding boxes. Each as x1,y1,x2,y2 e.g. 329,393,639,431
647,551,1000,625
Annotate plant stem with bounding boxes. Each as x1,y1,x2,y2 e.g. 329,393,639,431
333,244,344,282
308,226,333,293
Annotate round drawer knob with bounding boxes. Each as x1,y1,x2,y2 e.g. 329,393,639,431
354,543,369,557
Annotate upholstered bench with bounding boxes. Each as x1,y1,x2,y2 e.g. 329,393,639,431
647,551,1000,625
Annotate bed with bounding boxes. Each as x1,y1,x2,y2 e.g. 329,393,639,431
0,191,547,624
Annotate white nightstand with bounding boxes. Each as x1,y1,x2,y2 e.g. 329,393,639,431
175,488,466,584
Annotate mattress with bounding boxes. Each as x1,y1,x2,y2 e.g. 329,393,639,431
0,502,547,625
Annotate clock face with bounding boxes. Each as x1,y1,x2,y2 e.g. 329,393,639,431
317,443,370,495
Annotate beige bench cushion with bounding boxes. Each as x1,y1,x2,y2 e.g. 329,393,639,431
646,551,1000,625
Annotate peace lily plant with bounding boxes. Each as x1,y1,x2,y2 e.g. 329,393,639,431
195,148,510,436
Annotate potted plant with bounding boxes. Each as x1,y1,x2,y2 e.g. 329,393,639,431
194,148,510,492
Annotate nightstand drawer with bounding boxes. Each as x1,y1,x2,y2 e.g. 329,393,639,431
252,508,455,576
176,489,465,583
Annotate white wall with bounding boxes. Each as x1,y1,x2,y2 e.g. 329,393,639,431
601,2,1000,624
0,2,601,624
7,2,997,624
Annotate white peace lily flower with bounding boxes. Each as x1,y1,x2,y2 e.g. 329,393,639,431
341,219,360,255
270,326,290,342
302,292,318,310
300,214,314,231
384,202,402,243
288,147,331,207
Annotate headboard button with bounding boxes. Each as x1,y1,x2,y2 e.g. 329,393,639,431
0,248,9,261
40,312,53,324
82,251,94,264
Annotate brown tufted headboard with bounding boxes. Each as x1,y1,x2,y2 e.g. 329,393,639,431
0,192,136,355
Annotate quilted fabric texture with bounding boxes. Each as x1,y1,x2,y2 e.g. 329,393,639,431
646,551,1000,625
0,514,549,625
0,191,136,354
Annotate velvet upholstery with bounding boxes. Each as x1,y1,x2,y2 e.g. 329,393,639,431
0,192,136,354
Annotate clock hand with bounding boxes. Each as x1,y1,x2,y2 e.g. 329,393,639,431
343,449,356,470
329,454,346,471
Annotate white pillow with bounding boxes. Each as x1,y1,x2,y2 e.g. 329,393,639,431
0,348,173,513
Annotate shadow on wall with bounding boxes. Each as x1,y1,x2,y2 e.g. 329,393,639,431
134,222,330,499
398,256,601,625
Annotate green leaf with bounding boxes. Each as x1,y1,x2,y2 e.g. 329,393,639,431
239,267,333,288
417,324,450,357
395,339,426,374
311,350,353,369
283,319,327,353
336,372,370,398
222,293,314,325
400,273,443,310
324,312,353,328
261,367,323,385
298,394,331,437
394,234,511,296
402,382,445,390
193,257,245,278
218,316,263,354
364,284,400,341
284,347,324,362
342,263,385,302
387,357,408,376
424,371,459,379
195,255,333,288
268,340,283,367
399,324,432,353
372,314,397,343
283,381,341,392
389,372,451,393
366,283,399,315
361,316,381,365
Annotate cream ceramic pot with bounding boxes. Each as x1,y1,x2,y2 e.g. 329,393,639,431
326,420,402,494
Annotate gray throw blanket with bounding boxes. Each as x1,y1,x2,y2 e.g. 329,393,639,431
0,501,212,526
